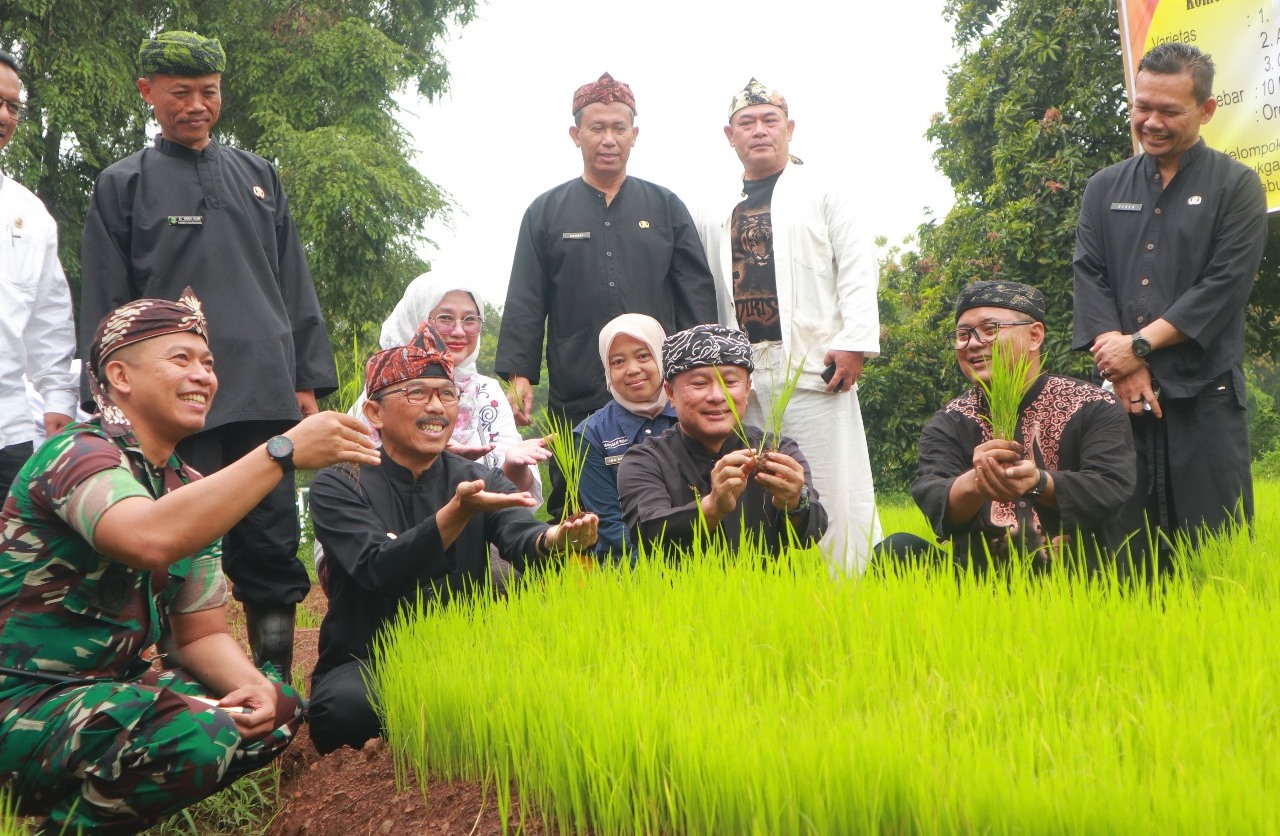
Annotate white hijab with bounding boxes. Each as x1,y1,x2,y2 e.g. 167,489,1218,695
598,314,669,418
380,272,485,442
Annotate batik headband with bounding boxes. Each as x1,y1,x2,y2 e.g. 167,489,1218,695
954,280,1047,323
365,321,454,397
572,72,636,115
662,324,754,381
87,288,209,437
728,78,788,120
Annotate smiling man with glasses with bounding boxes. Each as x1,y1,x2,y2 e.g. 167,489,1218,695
880,281,1136,574
0,47,78,499
306,321,598,756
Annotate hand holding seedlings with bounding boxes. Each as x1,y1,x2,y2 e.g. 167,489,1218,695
970,439,1029,503
753,450,808,512
700,449,758,522
545,511,600,552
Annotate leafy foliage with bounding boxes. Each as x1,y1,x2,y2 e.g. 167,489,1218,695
863,0,1278,494
0,0,477,352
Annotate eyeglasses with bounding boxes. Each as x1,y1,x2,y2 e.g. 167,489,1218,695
1,99,29,119
377,383,460,405
951,321,1034,348
429,314,484,334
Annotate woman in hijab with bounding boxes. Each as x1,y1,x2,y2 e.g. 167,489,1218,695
575,314,678,564
379,272,548,498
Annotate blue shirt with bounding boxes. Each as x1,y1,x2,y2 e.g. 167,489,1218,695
575,400,678,563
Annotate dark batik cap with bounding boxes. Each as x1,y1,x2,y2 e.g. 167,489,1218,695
365,321,455,397
729,78,788,120
88,288,209,437
955,280,1047,323
572,72,636,115
663,324,754,381
138,31,226,76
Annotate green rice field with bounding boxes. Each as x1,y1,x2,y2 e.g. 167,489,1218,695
371,484,1280,834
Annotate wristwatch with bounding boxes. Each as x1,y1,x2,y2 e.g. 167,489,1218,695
1131,332,1152,358
1026,468,1048,498
266,435,295,474
788,485,811,515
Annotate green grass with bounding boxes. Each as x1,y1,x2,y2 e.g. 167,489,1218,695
371,483,1280,835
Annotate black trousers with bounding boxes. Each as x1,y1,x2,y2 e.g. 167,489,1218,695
308,660,381,755
0,440,34,500
177,420,308,606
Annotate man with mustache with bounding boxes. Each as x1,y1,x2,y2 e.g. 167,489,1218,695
1073,43,1268,570
79,31,338,677
899,281,1135,572
307,322,598,755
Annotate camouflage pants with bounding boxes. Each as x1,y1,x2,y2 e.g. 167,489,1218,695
0,667,302,835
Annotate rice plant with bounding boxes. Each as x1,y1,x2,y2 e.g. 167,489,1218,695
713,356,804,456
972,337,1036,440
370,482,1280,835
534,408,588,520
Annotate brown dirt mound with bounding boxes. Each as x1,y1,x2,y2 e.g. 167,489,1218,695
269,615,544,836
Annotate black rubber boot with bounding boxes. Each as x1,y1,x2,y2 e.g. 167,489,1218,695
244,602,296,684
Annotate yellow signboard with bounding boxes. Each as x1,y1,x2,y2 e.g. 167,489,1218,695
1118,0,1280,211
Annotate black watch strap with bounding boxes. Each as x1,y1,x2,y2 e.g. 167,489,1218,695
1026,468,1048,498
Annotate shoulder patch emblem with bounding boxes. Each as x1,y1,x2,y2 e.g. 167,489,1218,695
638,220,650,229
253,185,266,199
1187,195,1202,206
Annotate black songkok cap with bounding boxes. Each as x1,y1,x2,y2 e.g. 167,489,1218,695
662,324,754,381
955,280,1047,323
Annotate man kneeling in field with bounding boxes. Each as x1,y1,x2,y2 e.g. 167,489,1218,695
307,321,598,755
617,324,826,556
885,281,1136,571
0,291,379,834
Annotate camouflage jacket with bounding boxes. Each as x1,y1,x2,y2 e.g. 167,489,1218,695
0,421,225,698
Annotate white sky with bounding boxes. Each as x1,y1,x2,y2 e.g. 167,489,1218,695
403,0,960,306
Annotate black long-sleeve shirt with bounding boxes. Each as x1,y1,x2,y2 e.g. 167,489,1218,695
1072,139,1268,405
496,176,718,415
912,375,1136,569
309,450,549,678
617,425,826,557
80,136,337,427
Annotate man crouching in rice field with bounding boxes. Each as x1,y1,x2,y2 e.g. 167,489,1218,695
307,320,598,756
617,324,826,557
879,281,1136,573
0,290,379,835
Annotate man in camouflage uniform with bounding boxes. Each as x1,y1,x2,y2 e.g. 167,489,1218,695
0,291,378,834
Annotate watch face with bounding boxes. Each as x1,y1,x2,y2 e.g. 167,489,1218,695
267,436,293,458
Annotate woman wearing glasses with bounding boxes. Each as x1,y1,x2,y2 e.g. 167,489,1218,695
376,272,549,500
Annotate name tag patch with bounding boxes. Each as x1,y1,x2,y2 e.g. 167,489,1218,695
168,215,204,226
603,454,625,466
1110,202,1143,212
562,231,591,240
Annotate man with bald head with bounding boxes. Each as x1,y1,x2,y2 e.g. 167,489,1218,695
496,72,717,519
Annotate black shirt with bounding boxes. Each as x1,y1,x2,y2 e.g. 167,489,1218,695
913,375,1136,569
731,170,784,343
617,424,826,557
309,450,549,678
80,136,337,427
1072,139,1268,403
496,176,718,415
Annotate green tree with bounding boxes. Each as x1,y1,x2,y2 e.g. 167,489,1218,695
1,0,476,353
862,0,1280,494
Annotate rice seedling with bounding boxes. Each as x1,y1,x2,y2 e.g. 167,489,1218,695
1,789,30,836
712,355,804,456
534,408,589,520
971,337,1036,440
370,482,1280,835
